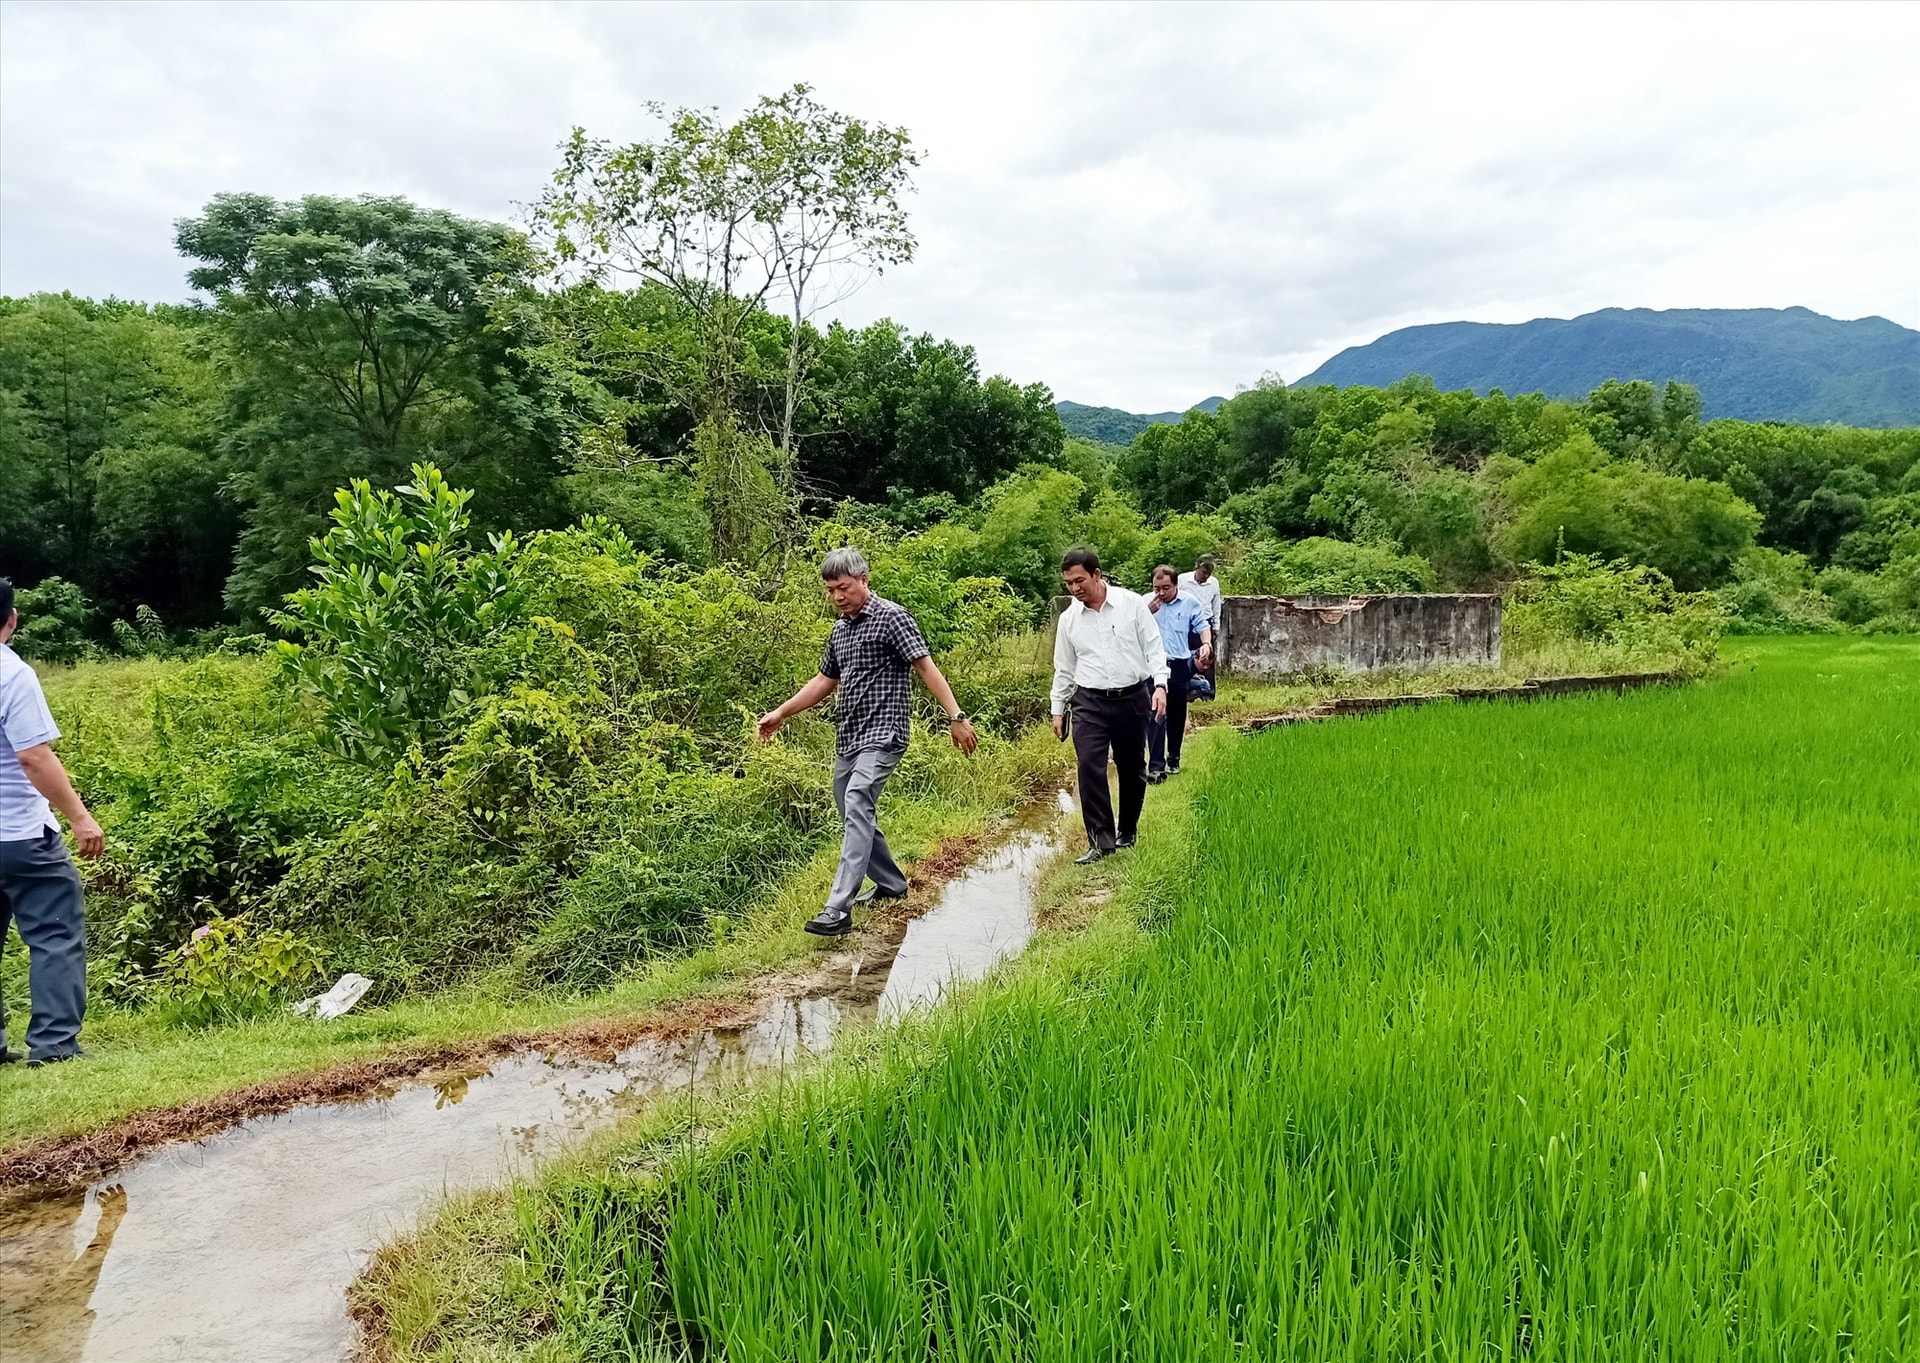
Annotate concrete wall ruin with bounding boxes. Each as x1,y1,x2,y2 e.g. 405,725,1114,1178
1217,594,1501,677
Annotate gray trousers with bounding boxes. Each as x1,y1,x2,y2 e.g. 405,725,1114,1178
825,745,908,914
0,828,87,1061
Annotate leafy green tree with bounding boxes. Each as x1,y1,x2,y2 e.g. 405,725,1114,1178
176,193,565,614
1491,434,1760,589
535,85,919,561
804,319,1063,502
271,464,525,761
1788,466,1877,563
0,295,230,622
1118,410,1223,516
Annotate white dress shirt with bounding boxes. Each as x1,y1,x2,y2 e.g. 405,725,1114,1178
1176,570,1223,631
1051,584,1170,715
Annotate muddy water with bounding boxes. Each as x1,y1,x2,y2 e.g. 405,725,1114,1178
0,811,1067,1363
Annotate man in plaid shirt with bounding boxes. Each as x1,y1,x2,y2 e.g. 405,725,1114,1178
757,548,979,936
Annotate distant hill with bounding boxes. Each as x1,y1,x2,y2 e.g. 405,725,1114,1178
1056,395,1227,445
1294,307,1920,427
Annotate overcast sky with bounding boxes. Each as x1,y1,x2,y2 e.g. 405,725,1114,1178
2,1,1915,410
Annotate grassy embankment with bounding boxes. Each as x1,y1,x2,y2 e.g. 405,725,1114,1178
0,628,1686,1159
367,637,1919,1359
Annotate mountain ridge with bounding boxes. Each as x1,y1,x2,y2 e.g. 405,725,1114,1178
1293,306,1920,427
1060,308,1920,438
1055,396,1225,445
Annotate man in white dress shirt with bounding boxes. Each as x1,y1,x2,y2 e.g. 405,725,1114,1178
1051,548,1168,864
1177,554,1223,683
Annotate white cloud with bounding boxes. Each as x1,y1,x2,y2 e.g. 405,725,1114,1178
2,0,1913,410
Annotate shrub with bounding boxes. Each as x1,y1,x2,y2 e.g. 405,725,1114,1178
160,915,324,1028
72,656,378,996
10,576,96,663
1506,553,1728,671
110,604,176,658
272,463,525,761
1717,547,1840,634
1224,537,1435,595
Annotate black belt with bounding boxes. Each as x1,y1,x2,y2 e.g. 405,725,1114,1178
1077,679,1150,698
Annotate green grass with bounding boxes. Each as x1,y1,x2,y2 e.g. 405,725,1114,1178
477,637,1919,1360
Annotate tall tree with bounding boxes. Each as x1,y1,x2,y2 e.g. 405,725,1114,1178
0,295,233,624
802,319,1063,503
176,194,565,614
534,85,919,562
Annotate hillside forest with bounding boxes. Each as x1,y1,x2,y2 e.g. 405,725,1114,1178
1,87,1916,1024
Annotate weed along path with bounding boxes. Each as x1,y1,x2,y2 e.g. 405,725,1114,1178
0,799,1071,1363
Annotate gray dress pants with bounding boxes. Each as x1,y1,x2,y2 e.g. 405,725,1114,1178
825,745,909,914
0,828,87,1061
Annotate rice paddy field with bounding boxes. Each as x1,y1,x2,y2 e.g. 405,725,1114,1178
489,638,1920,1360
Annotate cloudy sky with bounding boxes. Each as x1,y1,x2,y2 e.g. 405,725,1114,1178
2,1,1914,410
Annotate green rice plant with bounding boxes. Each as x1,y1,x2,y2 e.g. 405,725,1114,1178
538,638,1920,1360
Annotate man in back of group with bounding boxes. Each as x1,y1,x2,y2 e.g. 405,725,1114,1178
1051,548,1167,864
757,548,978,937
1178,554,1223,684
1146,565,1211,782
0,578,105,1067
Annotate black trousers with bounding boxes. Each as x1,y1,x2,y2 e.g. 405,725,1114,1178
1071,683,1151,851
1149,657,1193,774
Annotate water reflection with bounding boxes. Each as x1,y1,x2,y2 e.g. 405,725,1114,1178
0,1185,127,1362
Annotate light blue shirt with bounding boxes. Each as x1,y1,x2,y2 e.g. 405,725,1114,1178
0,644,61,839
1149,591,1210,662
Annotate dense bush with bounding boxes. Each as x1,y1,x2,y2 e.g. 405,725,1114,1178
9,577,96,663
1223,537,1434,595
160,915,324,1028
51,466,1057,1007
1505,553,1728,673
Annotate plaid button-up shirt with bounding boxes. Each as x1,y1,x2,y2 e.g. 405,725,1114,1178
820,594,931,755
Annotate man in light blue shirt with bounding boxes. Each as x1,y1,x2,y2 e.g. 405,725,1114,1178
0,578,104,1066
1146,565,1212,781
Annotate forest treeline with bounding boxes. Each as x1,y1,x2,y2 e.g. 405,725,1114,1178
6,266,1919,654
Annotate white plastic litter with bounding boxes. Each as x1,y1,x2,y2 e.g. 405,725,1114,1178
292,973,374,1020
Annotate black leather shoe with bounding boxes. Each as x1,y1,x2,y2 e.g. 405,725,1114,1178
853,884,909,907
0,1046,24,1066
803,909,854,937
1146,770,1166,784
26,1046,86,1068
1116,834,1137,849
1166,764,1181,776
1074,846,1112,866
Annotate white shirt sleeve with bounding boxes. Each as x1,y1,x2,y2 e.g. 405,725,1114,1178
1050,606,1077,716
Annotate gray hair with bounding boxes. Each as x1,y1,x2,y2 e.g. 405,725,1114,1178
820,546,870,581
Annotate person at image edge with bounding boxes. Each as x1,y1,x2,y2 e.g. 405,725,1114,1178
0,577,106,1067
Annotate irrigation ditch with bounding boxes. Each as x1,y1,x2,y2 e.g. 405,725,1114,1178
0,797,1075,1362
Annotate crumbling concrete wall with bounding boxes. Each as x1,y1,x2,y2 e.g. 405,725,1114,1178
1218,594,1501,677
